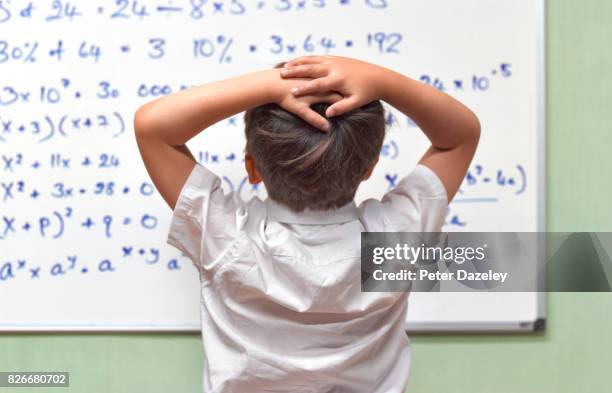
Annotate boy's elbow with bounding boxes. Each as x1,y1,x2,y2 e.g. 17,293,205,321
133,103,157,137
465,110,481,146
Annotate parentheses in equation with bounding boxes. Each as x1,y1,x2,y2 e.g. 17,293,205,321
515,164,527,195
390,140,399,160
52,210,65,238
236,176,248,194
112,111,125,137
38,115,56,143
58,115,67,137
0,2,11,23
222,176,235,192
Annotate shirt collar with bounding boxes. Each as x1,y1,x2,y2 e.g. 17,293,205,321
265,198,359,225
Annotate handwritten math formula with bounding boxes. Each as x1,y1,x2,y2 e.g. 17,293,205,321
1,0,534,286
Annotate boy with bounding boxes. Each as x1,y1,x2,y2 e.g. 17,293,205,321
134,55,480,393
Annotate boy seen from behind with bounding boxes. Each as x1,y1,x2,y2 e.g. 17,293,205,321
134,55,480,393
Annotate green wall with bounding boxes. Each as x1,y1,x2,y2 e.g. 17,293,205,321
2,1,611,392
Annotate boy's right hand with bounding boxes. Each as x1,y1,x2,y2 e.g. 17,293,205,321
279,55,390,118
269,69,343,132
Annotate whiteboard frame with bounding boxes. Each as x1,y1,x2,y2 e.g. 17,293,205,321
0,0,547,333
536,0,548,330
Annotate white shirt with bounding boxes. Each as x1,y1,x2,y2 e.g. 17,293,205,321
166,162,448,393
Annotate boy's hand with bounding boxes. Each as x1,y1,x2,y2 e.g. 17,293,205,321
279,55,389,117
271,70,343,132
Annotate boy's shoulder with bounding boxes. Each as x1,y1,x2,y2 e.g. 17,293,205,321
358,163,448,233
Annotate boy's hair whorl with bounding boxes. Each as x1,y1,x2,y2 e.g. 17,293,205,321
243,62,386,212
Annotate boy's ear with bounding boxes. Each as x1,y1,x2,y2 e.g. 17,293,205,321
245,154,263,184
362,157,379,181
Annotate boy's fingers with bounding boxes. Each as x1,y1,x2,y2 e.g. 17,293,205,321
302,92,344,104
280,64,328,79
323,93,344,103
326,96,362,117
284,55,327,67
292,77,336,96
295,105,331,132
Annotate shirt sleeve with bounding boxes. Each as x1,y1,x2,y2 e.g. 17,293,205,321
166,162,244,273
380,164,449,232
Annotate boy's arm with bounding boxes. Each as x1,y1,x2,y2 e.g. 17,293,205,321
377,69,481,202
134,69,340,210
281,55,480,202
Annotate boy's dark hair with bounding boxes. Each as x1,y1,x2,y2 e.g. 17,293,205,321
243,62,386,213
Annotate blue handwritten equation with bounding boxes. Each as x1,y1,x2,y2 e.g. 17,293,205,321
0,66,510,108
0,34,401,65
444,164,528,227
0,247,184,283
0,0,391,25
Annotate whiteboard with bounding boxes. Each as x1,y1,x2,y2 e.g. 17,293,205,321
0,0,545,331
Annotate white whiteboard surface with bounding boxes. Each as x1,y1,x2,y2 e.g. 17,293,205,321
0,0,545,331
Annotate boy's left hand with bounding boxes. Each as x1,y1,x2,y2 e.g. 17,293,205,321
279,92,344,132
270,70,343,132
